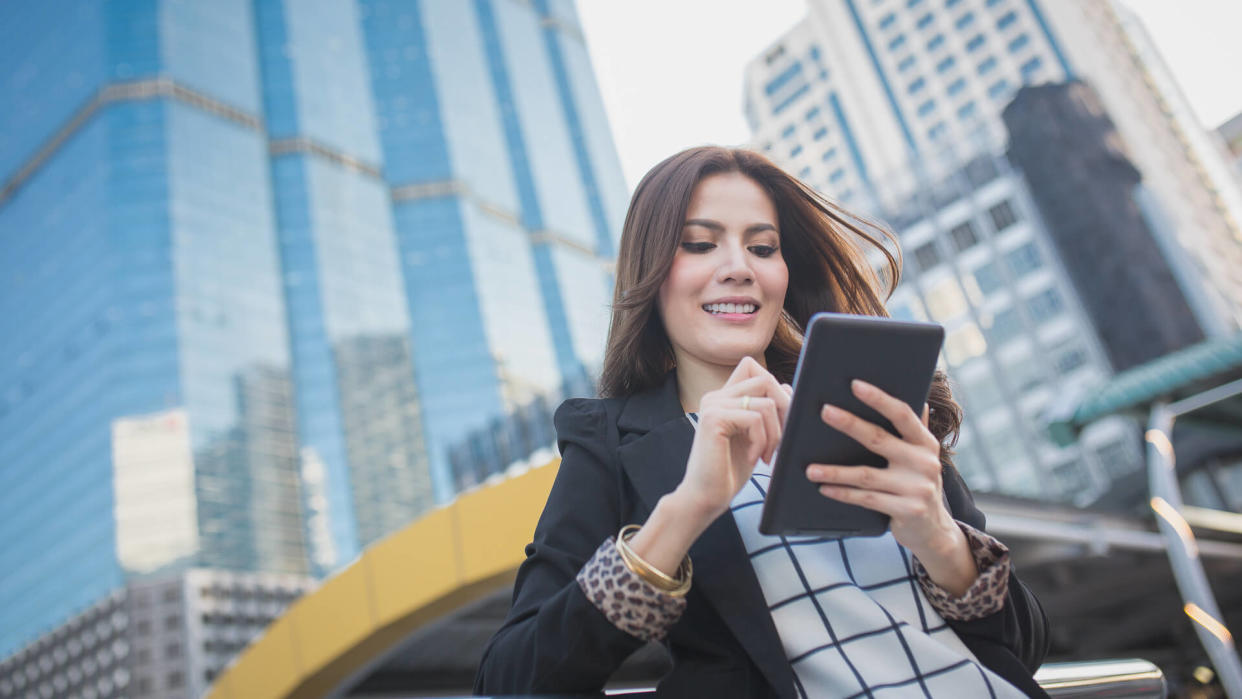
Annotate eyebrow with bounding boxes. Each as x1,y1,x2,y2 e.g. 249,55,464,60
683,218,778,235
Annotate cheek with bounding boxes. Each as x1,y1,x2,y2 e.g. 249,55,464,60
765,261,790,305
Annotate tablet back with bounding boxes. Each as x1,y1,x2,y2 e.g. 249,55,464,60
759,313,944,537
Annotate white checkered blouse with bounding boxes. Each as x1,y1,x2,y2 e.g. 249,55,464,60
692,413,1026,698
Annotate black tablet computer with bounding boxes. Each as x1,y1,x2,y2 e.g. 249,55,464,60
759,312,944,537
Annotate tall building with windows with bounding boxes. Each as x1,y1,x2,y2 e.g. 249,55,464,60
745,0,1242,333
741,0,1242,501
0,0,625,661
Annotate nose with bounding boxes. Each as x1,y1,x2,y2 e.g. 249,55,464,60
716,240,754,285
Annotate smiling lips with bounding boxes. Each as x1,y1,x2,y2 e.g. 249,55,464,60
702,301,759,317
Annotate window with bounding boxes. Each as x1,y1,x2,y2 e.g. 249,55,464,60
813,127,828,140
1053,341,1088,373
1009,34,1030,52
917,98,937,116
917,13,934,29
167,671,184,689
822,147,838,161
988,200,1018,230
946,0,963,7
898,55,917,71
1020,56,1043,78
888,300,921,321
963,376,1004,412
936,55,956,73
790,145,803,158
908,77,926,94
988,79,1010,99
986,0,1003,6
926,34,945,51
1005,242,1043,276
966,34,986,52
781,124,796,139
914,241,941,270
765,62,805,96
997,10,1018,29
798,167,812,179
879,12,897,29
1007,353,1045,392
165,642,181,660
955,12,975,29
907,0,924,7
889,33,908,51
947,78,967,96
950,221,979,251
805,106,821,121
985,306,1022,345
973,261,1003,294
925,278,967,319
978,56,998,74
957,101,977,119
1026,287,1064,323
164,615,179,631
944,323,987,364
928,121,948,140
829,168,846,183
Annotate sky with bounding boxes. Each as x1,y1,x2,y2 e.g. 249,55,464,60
575,0,1242,191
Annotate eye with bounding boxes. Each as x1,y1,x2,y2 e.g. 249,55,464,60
680,242,715,253
749,245,779,258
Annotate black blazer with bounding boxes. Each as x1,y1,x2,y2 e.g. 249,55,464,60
475,373,1051,697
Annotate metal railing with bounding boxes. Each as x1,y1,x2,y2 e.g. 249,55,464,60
583,659,1168,698
1034,659,1166,698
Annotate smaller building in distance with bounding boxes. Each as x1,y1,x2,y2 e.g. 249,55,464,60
0,570,315,699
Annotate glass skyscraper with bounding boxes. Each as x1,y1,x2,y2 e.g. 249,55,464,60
0,0,625,658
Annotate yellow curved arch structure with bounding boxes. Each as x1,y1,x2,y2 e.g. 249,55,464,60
208,459,560,699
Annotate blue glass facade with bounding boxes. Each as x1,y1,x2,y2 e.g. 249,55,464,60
1,0,624,654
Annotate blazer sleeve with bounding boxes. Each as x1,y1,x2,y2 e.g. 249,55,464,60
474,398,647,695
942,465,1051,674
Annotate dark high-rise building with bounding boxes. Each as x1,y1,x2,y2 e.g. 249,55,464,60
1004,80,1206,371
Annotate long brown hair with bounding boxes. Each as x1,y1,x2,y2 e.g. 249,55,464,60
598,146,963,468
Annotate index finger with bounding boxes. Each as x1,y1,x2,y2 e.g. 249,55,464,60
724,355,766,385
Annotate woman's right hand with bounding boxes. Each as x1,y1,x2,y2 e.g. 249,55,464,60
673,356,792,524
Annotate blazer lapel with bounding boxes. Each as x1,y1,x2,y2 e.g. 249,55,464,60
616,374,798,699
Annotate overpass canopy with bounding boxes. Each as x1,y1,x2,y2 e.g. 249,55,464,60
1048,332,1242,447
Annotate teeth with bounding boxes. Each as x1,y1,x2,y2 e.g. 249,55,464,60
702,303,757,314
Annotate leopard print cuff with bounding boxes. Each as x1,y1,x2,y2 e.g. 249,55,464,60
576,537,688,642
914,521,1010,621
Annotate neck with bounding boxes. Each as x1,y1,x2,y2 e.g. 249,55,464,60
674,352,766,412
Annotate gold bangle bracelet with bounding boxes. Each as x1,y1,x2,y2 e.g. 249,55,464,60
615,524,692,597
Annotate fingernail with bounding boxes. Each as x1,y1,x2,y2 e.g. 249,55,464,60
851,379,871,394
822,404,840,420
806,465,819,479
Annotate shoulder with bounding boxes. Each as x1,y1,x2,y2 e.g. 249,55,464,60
553,396,627,465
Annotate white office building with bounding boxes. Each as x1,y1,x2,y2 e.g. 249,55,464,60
745,0,1242,332
740,0,1242,501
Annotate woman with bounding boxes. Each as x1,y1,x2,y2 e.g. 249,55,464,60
475,147,1049,697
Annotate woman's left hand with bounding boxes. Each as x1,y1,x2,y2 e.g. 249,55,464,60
804,379,976,592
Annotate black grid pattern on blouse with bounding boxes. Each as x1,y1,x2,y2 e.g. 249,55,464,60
687,413,1013,699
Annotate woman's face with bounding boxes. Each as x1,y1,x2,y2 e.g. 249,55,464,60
658,172,789,371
